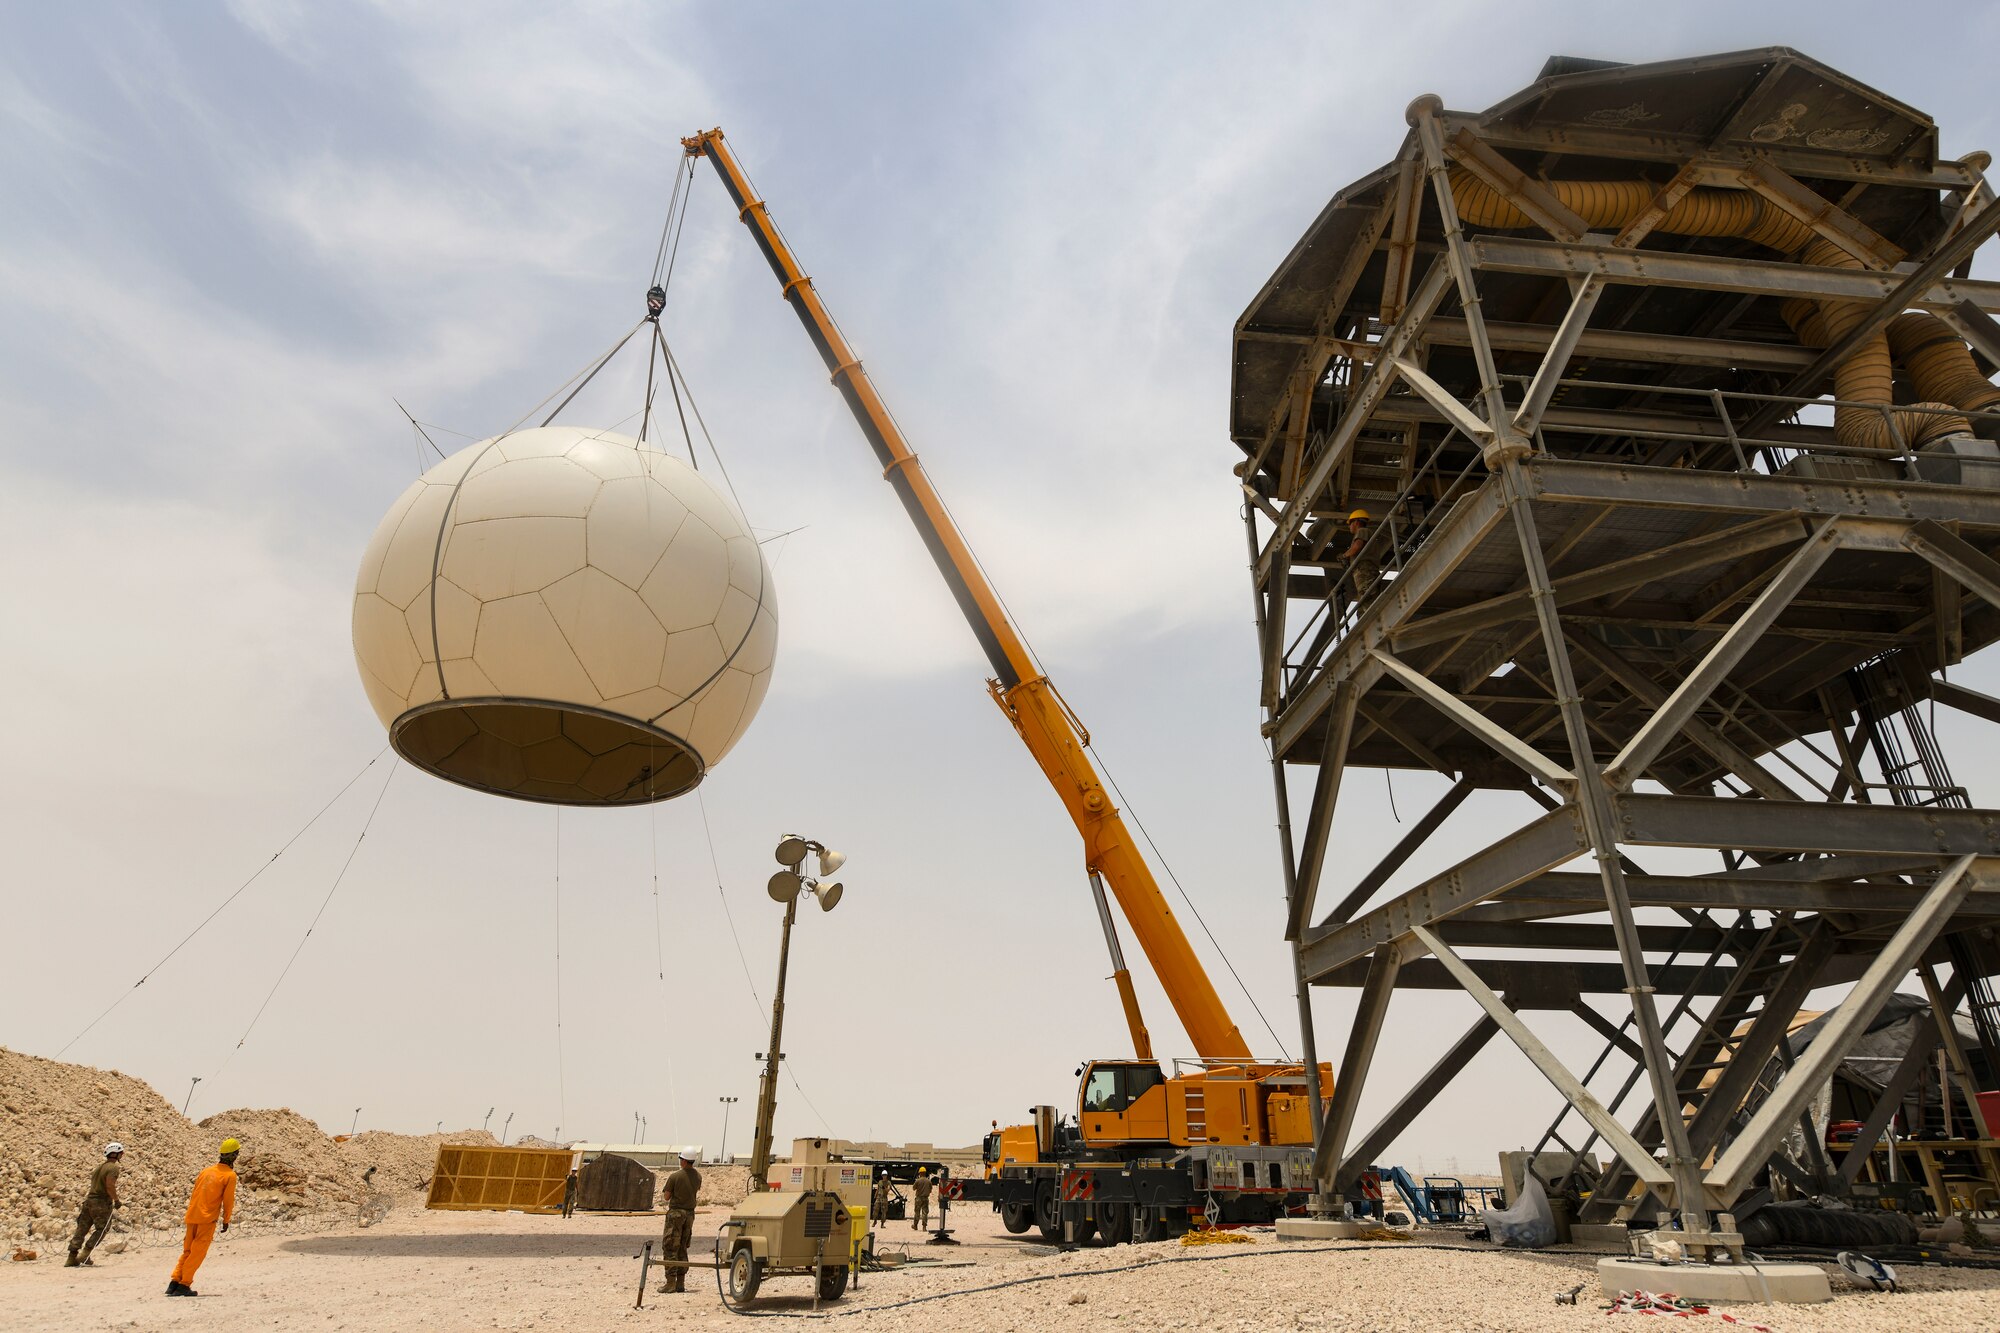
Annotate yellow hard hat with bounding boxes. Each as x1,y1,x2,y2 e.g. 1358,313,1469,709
1348,509,1371,521
219,1138,241,1155
917,1167,928,1175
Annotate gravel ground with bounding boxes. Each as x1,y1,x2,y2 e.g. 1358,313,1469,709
8,1198,1998,1332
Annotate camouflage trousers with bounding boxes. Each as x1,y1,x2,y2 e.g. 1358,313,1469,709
69,1199,111,1259
660,1208,694,1292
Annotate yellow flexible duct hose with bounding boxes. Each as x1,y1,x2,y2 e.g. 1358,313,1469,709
1447,170,1974,452
1447,171,1812,254
1888,311,2000,413
1787,240,1968,448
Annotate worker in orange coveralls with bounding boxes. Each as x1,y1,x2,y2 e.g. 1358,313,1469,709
165,1138,239,1297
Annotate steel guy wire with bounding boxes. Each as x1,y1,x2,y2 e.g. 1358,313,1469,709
394,398,448,464
411,419,480,440
640,329,660,445
650,803,680,1143
657,322,701,471
658,156,696,300
658,335,750,515
1091,749,1292,1060
555,807,569,1143
538,322,645,428
651,158,688,286
932,451,1287,1055
699,787,765,1013
57,745,392,1059
210,758,402,1083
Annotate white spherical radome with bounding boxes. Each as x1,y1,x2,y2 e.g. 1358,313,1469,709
351,426,778,805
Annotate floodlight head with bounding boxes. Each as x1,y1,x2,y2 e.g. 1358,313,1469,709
775,836,809,867
815,848,847,876
815,882,844,912
767,870,803,903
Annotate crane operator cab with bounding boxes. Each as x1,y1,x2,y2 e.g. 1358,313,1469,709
1076,1061,1170,1144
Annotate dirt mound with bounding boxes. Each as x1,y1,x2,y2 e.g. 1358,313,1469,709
198,1108,363,1208
336,1129,497,1204
0,1047,210,1248
694,1164,752,1208
1,1046,506,1249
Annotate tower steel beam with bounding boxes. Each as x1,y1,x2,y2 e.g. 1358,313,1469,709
1335,1011,1503,1190
1313,946,1401,1193
1707,857,1981,1198
1414,95,1712,1236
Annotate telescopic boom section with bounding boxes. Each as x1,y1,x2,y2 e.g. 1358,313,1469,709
683,128,1250,1062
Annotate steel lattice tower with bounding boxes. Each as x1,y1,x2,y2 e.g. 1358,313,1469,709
1232,50,2000,1252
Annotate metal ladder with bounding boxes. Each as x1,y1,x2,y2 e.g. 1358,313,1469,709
1571,914,1828,1223
1949,934,2000,1075
1854,659,2000,1078
1526,908,1760,1211
1854,658,1967,810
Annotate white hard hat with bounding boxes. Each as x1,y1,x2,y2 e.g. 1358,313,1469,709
105,1142,124,1155
678,1145,699,1160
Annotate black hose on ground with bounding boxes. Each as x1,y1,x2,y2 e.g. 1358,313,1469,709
705,1241,1572,1319
706,1231,2000,1319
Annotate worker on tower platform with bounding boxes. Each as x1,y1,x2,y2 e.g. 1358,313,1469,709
66,1142,122,1267
1341,509,1380,599
911,1167,933,1231
657,1148,701,1294
166,1139,238,1297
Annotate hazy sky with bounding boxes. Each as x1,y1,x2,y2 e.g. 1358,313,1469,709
9,1,2000,1173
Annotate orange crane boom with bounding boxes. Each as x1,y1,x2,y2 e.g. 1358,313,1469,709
683,128,1250,1063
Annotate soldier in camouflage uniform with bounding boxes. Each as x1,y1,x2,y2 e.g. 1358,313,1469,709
67,1143,123,1266
658,1149,701,1294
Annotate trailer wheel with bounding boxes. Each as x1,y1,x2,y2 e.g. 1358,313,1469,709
1034,1181,1060,1240
816,1264,849,1301
1132,1204,1170,1243
727,1246,763,1303
1001,1202,1034,1234
1096,1201,1130,1246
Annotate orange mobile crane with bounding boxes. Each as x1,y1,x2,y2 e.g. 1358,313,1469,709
683,129,1329,1241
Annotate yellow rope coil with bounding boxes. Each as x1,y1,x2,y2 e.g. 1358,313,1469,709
1178,1228,1252,1247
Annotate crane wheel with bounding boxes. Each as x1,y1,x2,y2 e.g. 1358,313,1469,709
1133,1204,1171,1244
1096,1202,1131,1246
1001,1202,1034,1234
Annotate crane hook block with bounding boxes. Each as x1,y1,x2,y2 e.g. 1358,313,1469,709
645,285,666,322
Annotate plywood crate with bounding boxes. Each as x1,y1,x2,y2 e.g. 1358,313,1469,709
427,1145,573,1213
